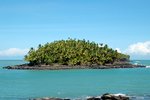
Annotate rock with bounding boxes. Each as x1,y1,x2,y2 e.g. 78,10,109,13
101,93,129,100
30,93,130,100
87,97,101,100
3,62,146,70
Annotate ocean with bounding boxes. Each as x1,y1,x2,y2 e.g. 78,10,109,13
0,60,150,100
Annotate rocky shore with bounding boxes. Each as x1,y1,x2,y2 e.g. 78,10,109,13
30,93,130,100
3,62,145,70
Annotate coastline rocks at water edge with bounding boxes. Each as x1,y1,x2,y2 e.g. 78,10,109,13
3,63,146,70
87,93,129,100
31,93,129,100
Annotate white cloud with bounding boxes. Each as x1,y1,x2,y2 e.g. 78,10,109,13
115,48,121,53
125,41,150,55
0,48,29,57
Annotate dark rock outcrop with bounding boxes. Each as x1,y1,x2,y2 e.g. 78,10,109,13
101,93,129,100
3,63,145,70
87,97,101,100
32,93,130,100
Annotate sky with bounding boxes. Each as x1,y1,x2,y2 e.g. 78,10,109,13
0,0,150,60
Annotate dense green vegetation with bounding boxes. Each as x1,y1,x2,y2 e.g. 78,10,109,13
25,39,130,66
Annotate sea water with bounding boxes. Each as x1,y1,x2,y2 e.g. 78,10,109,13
0,60,150,100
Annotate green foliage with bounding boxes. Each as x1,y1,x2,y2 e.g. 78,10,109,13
25,39,130,66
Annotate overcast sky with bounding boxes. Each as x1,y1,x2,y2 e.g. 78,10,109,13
0,0,150,60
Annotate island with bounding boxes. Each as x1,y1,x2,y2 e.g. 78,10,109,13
4,39,145,70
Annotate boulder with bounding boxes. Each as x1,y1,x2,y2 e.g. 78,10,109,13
87,97,101,100
101,93,129,100
30,93,130,100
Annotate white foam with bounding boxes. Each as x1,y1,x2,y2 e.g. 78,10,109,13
146,66,150,68
114,93,126,96
95,96,101,98
134,63,138,65
86,96,92,99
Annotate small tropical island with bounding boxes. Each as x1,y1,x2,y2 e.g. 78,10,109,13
4,39,145,70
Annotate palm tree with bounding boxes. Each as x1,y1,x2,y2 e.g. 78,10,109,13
25,39,130,66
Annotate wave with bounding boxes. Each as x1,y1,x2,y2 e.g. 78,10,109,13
130,95,150,100
132,60,150,67
146,66,150,68
113,93,126,96
134,63,138,65
133,60,141,65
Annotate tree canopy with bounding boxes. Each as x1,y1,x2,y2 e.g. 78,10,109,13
25,39,130,66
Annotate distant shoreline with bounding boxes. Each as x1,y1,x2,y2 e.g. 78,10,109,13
3,63,146,70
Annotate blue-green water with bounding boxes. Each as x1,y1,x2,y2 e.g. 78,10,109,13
0,60,150,100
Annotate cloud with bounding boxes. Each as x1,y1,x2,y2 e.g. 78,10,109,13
125,41,150,55
0,48,29,57
115,48,121,53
